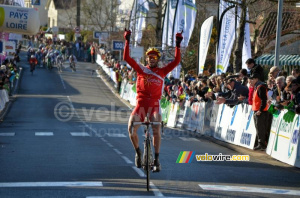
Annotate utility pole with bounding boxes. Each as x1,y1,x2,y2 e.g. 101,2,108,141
77,0,81,27
274,0,283,68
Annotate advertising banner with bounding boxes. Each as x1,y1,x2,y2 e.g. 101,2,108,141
172,0,197,48
198,16,214,74
167,102,179,128
134,0,149,46
0,5,40,35
216,0,236,74
162,0,178,50
267,111,300,167
242,10,251,70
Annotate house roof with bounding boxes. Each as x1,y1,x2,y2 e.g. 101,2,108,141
259,10,300,40
46,0,77,10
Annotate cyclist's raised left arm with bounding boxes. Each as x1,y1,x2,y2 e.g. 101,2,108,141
161,47,181,76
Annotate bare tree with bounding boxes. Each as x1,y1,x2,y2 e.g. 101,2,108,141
81,0,120,31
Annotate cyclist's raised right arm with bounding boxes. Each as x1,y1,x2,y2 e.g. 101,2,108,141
123,30,143,74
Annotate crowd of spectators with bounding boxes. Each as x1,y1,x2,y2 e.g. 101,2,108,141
97,47,300,151
0,52,20,96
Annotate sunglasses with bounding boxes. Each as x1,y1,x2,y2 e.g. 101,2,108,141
148,55,158,60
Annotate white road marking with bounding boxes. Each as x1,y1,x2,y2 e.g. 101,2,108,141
179,137,200,142
132,166,145,177
59,73,66,89
0,182,103,188
113,149,122,155
106,133,126,138
87,197,169,198
121,156,133,164
150,182,164,197
199,184,300,196
70,132,91,137
106,143,114,148
35,132,53,136
0,133,15,136
101,138,108,143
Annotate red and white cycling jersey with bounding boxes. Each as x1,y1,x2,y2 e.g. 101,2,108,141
123,41,181,100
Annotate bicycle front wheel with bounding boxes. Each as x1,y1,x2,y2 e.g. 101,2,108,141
146,139,150,191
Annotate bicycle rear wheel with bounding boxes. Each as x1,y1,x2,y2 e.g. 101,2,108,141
146,138,150,191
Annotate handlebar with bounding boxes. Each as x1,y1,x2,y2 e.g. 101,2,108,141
132,122,161,126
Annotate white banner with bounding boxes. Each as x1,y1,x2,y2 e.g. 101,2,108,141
10,0,25,7
198,16,214,74
168,64,181,79
167,102,179,128
134,0,149,46
242,10,251,70
0,5,40,35
267,112,300,168
216,0,236,74
172,0,197,48
213,104,257,149
162,0,178,50
129,0,137,35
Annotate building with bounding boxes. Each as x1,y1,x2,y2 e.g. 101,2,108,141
24,0,48,26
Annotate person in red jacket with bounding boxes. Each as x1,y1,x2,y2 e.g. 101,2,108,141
124,29,182,172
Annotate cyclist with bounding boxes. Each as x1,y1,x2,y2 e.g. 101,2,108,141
56,54,64,72
123,29,183,172
69,54,77,72
29,55,37,74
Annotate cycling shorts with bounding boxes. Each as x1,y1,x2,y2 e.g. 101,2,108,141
131,98,161,122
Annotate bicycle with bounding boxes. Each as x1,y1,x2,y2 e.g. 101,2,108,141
57,59,63,72
30,63,36,75
70,61,76,72
132,116,163,191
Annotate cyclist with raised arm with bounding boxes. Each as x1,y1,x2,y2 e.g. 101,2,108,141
123,29,183,172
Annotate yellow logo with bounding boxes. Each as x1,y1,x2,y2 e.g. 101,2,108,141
0,7,5,27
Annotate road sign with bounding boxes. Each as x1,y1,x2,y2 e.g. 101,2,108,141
112,41,124,51
130,46,144,59
75,27,80,33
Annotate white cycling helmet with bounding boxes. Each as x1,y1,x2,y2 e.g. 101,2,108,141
31,55,35,58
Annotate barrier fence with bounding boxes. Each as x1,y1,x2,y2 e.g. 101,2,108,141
0,89,9,113
96,54,300,168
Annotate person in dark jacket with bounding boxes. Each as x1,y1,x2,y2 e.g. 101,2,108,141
216,78,249,106
249,73,269,151
246,58,264,82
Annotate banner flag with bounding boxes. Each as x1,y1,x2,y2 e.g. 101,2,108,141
172,0,197,48
129,0,137,33
162,0,178,50
216,0,236,74
198,16,214,74
242,9,251,70
11,0,25,7
134,0,149,46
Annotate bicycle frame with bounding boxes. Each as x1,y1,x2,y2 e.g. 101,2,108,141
131,118,161,191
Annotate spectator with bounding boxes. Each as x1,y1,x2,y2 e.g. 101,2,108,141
216,78,249,106
246,58,264,82
249,73,269,151
292,68,300,78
